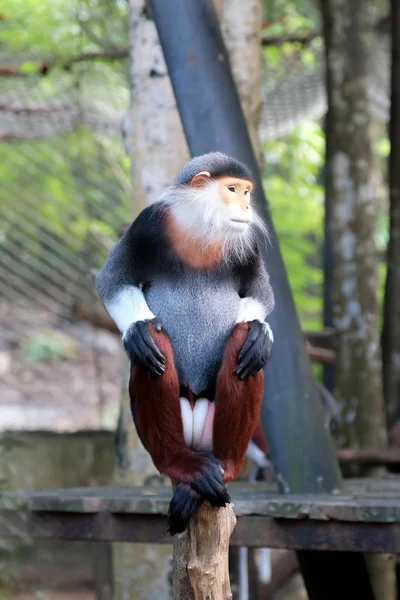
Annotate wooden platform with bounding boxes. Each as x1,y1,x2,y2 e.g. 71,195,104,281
1,478,400,552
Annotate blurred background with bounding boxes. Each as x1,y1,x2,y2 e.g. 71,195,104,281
0,0,396,598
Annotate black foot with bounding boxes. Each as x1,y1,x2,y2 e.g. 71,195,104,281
166,455,231,536
167,482,202,536
191,453,231,507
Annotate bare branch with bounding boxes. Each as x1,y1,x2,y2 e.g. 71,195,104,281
0,30,324,80
0,105,69,114
261,29,321,46
0,48,129,78
307,344,336,365
337,447,400,466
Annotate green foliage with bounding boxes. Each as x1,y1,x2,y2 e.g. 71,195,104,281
263,120,325,331
262,0,320,23
1,129,131,284
21,330,79,362
1,0,131,282
2,0,128,61
261,0,323,90
2,0,386,344
259,2,325,331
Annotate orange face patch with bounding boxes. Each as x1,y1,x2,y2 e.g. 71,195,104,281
218,177,253,211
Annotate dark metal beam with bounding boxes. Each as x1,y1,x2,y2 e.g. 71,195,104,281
148,0,340,498
1,511,400,553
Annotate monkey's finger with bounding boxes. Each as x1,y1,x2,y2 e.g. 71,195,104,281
238,353,264,378
143,335,166,366
238,367,250,380
236,360,252,379
237,320,261,362
152,316,163,333
141,340,166,372
236,362,248,378
237,341,259,373
237,331,271,377
137,322,166,364
137,321,165,359
134,332,165,375
239,345,272,379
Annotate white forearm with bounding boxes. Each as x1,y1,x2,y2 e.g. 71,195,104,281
236,297,274,342
104,286,155,337
236,297,267,324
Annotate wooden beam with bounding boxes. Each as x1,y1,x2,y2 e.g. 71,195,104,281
307,345,336,365
3,479,400,520
337,447,400,466
1,511,400,553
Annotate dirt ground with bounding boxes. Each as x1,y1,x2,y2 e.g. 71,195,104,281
0,299,122,432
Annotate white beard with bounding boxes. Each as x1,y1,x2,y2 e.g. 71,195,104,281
158,183,270,264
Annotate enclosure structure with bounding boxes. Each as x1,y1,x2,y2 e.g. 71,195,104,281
1,478,400,600
1,0,400,598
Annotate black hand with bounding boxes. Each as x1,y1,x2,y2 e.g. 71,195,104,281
124,318,165,376
236,320,273,379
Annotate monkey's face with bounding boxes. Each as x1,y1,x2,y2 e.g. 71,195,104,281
188,171,254,236
218,177,253,233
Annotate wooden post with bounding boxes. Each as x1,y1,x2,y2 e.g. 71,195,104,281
173,503,237,600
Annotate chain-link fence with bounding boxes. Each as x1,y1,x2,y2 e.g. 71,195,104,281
0,1,391,433
0,19,130,430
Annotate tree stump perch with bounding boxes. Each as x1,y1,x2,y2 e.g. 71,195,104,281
173,502,237,600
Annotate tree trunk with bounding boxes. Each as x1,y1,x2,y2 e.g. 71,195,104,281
383,0,400,429
321,0,387,453
113,3,189,598
217,0,263,164
126,0,189,212
321,2,395,598
114,1,264,598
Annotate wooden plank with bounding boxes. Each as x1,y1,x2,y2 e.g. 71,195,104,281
1,511,400,553
0,512,170,543
3,480,400,523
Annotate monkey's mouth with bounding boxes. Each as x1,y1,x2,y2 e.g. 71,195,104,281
230,218,250,224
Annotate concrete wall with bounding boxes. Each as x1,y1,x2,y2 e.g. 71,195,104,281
1,430,114,596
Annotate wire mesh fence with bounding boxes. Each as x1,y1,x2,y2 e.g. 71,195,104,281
0,23,130,431
0,0,391,433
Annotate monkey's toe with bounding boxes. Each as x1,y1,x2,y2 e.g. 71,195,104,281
167,482,202,536
191,455,231,507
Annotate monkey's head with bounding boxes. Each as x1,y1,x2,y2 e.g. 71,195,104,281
163,152,266,258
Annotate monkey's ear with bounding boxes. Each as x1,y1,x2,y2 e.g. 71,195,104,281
190,171,211,188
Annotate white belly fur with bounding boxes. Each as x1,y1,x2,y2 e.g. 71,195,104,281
180,397,215,451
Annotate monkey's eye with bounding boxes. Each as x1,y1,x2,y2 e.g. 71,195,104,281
228,186,236,193
244,189,249,195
